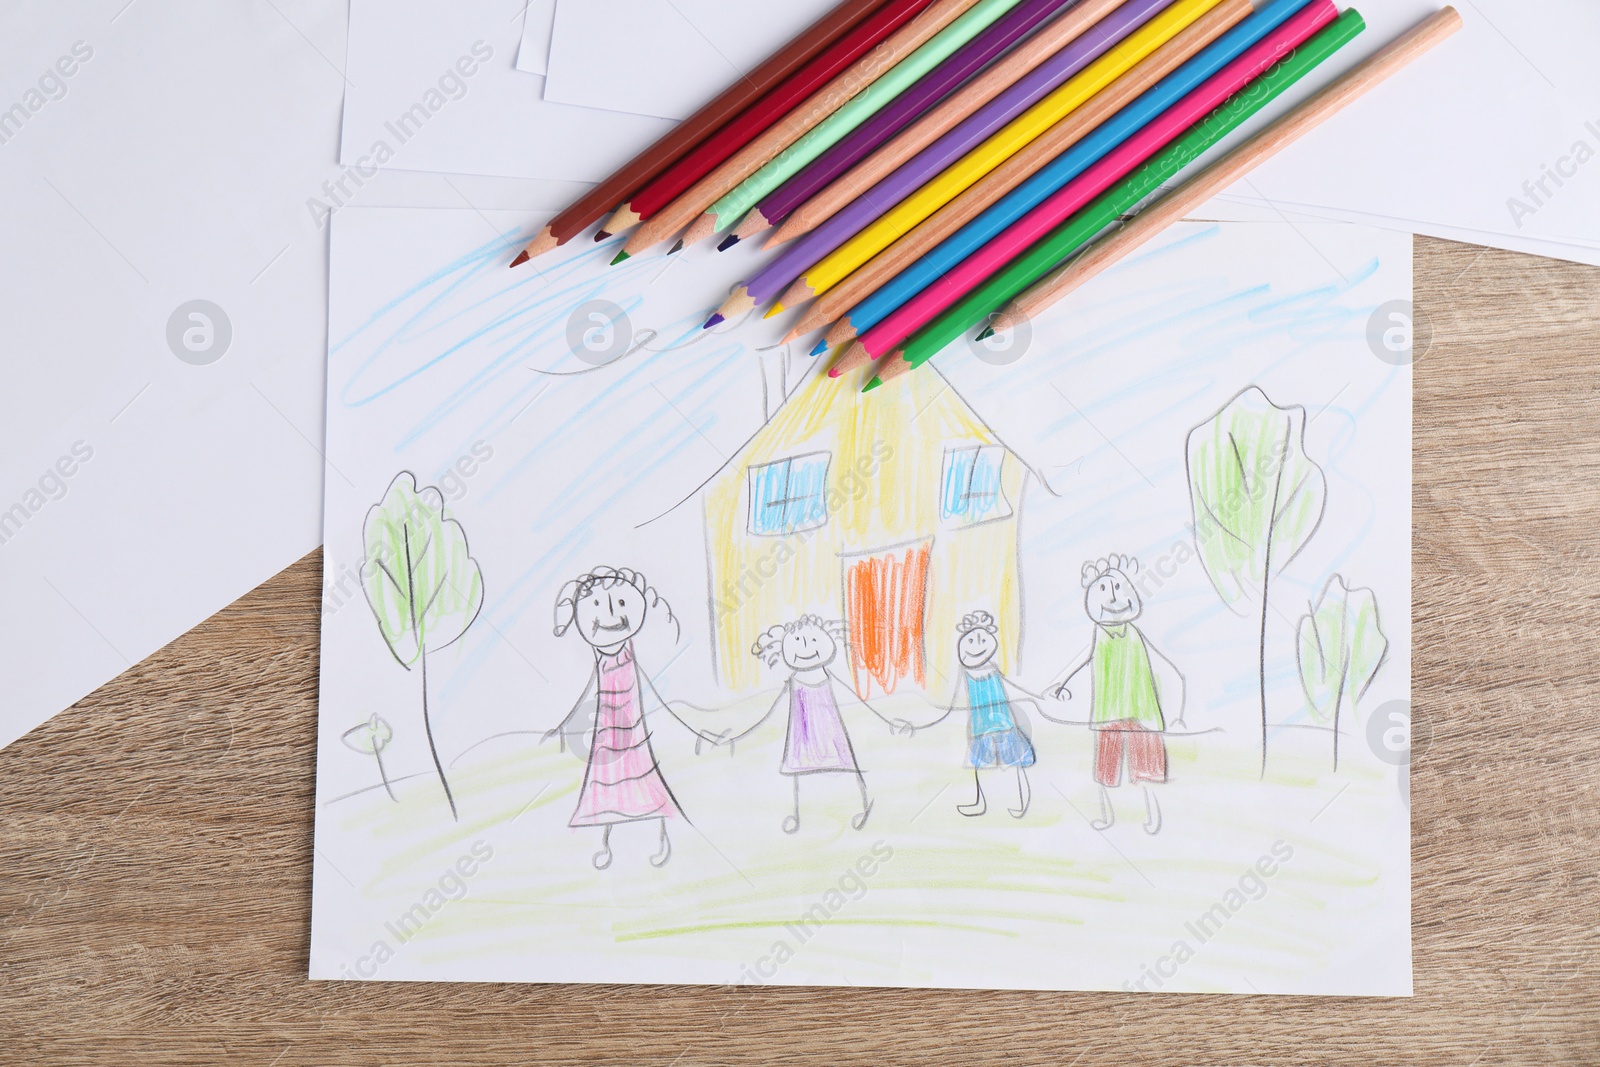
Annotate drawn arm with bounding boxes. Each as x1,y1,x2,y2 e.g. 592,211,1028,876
636,662,724,744
828,667,914,735
541,669,596,751
1037,648,1095,725
721,681,790,746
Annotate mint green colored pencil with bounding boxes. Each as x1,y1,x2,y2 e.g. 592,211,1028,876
696,0,1029,238
865,7,1366,390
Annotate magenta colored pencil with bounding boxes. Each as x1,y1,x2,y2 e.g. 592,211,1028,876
743,0,1179,304
752,0,1076,231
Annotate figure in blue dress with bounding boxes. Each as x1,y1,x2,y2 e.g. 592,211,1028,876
924,611,1039,818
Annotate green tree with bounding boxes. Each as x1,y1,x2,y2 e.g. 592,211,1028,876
361,472,483,819
1186,387,1326,776
1297,575,1388,770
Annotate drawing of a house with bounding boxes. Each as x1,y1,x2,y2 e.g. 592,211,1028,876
700,363,1037,704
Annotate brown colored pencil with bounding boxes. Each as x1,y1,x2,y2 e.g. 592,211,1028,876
990,6,1464,335
508,0,890,266
765,0,1132,251
781,0,1249,344
619,0,986,260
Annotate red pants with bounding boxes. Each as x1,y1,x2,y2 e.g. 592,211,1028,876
1094,721,1167,786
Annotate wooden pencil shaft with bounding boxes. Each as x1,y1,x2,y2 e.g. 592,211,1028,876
1014,5,1463,320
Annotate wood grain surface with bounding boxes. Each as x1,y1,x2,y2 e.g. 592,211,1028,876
2,237,1596,1065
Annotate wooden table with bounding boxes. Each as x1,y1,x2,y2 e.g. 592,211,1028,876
2,238,1596,1065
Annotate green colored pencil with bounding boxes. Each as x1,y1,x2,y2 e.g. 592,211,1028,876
864,7,1366,391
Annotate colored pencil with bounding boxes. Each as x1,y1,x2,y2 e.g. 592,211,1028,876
765,0,1133,251
821,0,1319,372
714,0,1169,325
687,0,1034,263
859,7,1371,390
509,0,891,265
788,0,1240,347
830,0,1333,375
722,0,1080,252
989,6,1462,338
621,0,987,261
778,0,1225,308
595,0,937,242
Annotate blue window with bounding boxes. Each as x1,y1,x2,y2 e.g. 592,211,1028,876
941,445,1010,525
748,451,831,535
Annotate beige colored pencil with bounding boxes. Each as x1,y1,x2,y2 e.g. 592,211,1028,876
779,0,1250,339
990,5,1464,336
619,0,985,260
766,0,1132,250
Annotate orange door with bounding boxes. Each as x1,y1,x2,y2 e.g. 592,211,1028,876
843,541,931,698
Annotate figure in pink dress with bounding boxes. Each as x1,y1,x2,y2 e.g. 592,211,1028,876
729,615,911,834
544,567,703,870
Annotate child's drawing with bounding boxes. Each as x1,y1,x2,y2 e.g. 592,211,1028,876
1186,387,1326,777
921,611,1039,818
341,713,396,802
1051,557,1185,835
1296,574,1389,770
732,615,912,833
359,471,484,821
544,566,694,869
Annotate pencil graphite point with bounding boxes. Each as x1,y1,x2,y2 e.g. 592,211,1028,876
717,234,741,252
974,326,994,341
594,230,611,242
668,240,684,255
809,338,829,357
703,313,725,330
610,249,631,265
861,375,882,393
763,302,785,320
509,250,530,268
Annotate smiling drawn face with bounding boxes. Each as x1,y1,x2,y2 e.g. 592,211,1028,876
1084,569,1142,624
958,626,998,670
573,580,647,647
781,622,838,671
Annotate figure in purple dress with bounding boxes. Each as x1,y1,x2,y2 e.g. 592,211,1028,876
730,615,912,834
544,566,706,870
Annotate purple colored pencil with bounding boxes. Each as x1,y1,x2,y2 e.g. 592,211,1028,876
752,0,1078,231
743,0,1179,304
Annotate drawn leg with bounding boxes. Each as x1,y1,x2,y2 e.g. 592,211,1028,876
1142,786,1162,835
1091,785,1115,831
851,771,873,830
1009,766,1031,819
649,818,672,867
592,824,614,870
957,768,987,817
782,776,801,835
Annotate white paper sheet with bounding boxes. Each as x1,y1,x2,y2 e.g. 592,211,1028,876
543,0,839,120
341,0,674,182
1193,0,1600,259
515,0,558,76
310,208,1412,994
0,0,586,753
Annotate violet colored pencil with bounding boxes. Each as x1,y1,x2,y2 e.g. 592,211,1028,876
745,0,1076,237
742,0,1178,306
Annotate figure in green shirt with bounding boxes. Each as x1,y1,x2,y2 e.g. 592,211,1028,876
1051,555,1185,834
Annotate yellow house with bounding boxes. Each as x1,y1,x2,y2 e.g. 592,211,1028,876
702,365,1035,704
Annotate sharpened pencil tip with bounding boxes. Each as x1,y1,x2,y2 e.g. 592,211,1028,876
610,249,631,265
594,230,611,242
861,376,882,393
974,326,994,341
668,240,684,255
810,338,829,357
763,302,784,319
510,250,530,268
716,234,740,252
703,313,725,330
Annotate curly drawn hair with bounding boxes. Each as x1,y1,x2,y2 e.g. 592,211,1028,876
553,566,679,641
751,614,846,668
956,610,998,635
1081,554,1140,588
